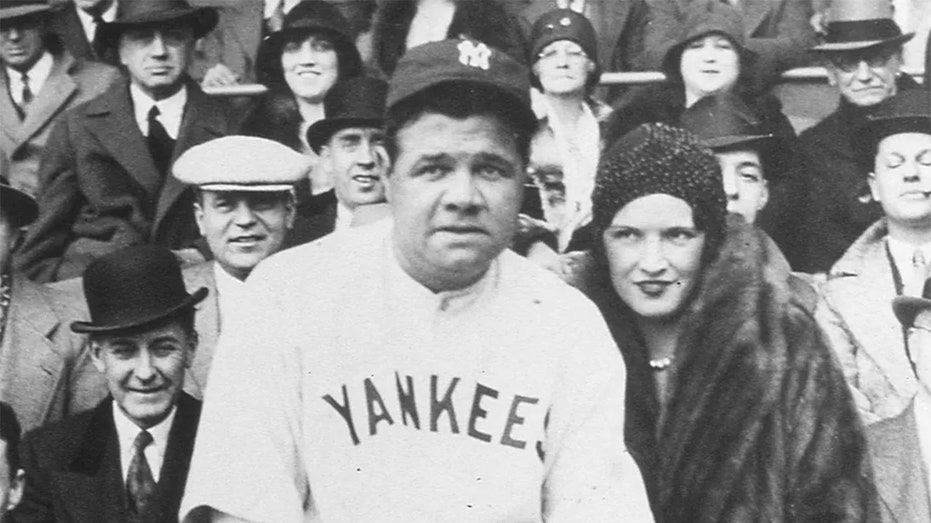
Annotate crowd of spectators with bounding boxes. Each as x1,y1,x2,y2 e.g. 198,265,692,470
1,0,930,521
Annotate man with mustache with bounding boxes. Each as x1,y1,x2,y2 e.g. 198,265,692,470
14,0,237,283
180,38,652,522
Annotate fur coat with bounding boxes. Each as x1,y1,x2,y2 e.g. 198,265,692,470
564,217,877,522
371,0,527,77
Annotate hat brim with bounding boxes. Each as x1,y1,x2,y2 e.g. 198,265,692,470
0,184,38,227
892,294,931,328
97,7,219,48
71,287,209,334
810,33,914,52
199,183,296,192
258,26,362,82
307,117,383,154
0,5,51,19
704,133,772,150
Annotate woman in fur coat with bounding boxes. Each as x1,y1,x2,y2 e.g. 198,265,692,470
563,123,876,522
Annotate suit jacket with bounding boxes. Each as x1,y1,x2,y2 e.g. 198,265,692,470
47,3,118,65
11,394,202,523
0,275,105,434
0,51,120,197
188,0,264,84
867,401,931,522
816,219,918,424
13,78,237,283
181,262,219,400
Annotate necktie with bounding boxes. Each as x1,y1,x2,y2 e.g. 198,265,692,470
146,105,175,177
91,13,107,60
19,72,32,117
910,249,928,296
126,430,156,517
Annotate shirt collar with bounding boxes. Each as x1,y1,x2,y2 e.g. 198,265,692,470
213,261,249,328
112,400,176,475
886,236,931,269
129,82,188,139
335,201,354,231
5,51,54,95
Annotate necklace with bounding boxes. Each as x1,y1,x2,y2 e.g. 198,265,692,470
648,356,674,371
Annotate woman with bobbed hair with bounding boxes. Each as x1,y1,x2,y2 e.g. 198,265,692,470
562,123,876,521
527,9,611,253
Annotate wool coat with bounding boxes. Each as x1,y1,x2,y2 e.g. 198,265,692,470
817,219,919,425
11,394,202,523
0,50,120,197
13,78,237,283
867,400,931,523
564,217,877,522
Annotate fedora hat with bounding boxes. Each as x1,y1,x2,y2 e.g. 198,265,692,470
811,0,913,52
0,0,50,20
858,89,931,155
256,1,362,86
306,76,388,154
71,245,208,334
661,0,755,82
96,0,218,48
680,93,773,150
894,278,931,328
0,176,38,227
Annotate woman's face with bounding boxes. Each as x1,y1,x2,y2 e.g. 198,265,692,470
534,39,593,97
679,33,740,100
603,194,706,323
281,33,339,103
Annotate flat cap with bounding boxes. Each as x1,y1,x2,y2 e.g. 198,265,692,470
173,136,312,191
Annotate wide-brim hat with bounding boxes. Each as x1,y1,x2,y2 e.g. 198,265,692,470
71,245,208,334
893,279,931,327
0,176,38,227
0,0,51,20
811,0,913,52
96,0,218,49
858,90,931,153
306,76,388,153
256,1,362,85
661,0,755,82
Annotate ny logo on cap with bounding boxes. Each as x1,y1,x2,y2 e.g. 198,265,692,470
457,40,491,70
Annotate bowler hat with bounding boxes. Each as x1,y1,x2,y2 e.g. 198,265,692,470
893,278,931,328
96,0,218,49
661,0,755,82
811,0,913,52
0,176,38,227
0,0,50,20
858,90,931,155
71,245,208,334
306,76,388,154
256,1,362,86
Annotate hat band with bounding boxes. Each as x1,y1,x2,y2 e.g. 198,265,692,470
824,19,903,44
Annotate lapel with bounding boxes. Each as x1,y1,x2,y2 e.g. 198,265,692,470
0,275,67,430
145,393,202,523
14,53,78,147
870,404,931,522
82,78,164,197
55,399,129,523
182,263,219,399
151,84,228,237
0,69,23,147
828,221,918,400
739,0,771,37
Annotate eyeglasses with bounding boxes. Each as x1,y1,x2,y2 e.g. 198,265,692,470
829,48,898,73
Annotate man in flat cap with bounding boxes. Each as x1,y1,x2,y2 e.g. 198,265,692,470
181,37,651,522
0,176,102,436
14,0,237,283
171,135,307,398
0,0,120,197
11,245,206,523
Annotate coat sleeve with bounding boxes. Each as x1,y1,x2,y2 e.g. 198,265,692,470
9,432,56,523
13,115,82,283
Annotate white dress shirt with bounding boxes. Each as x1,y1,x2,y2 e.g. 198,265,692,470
334,201,354,232
112,402,177,483
129,83,187,140
6,51,53,106
886,237,931,295
213,262,249,332
75,0,118,43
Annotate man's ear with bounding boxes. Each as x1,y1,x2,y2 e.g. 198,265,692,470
285,193,297,229
823,60,839,87
867,172,880,202
89,340,106,373
758,180,770,211
7,468,24,511
193,199,206,237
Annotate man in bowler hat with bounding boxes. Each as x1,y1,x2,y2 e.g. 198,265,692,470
14,0,238,283
10,245,206,522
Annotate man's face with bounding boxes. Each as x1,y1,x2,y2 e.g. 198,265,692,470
908,309,931,395
322,127,388,210
868,132,931,228
0,212,18,274
0,14,47,72
195,190,295,280
387,112,524,292
825,45,902,107
118,21,195,99
91,320,194,429
716,148,768,224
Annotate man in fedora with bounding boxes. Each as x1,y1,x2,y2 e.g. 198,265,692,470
171,135,308,398
0,176,103,435
11,245,206,523
867,280,931,521
180,38,651,522
14,0,238,283
817,89,931,424
795,0,921,273
0,0,120,197
301,76,391,241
